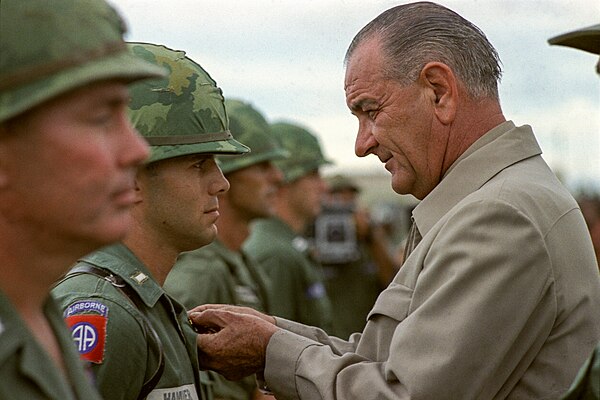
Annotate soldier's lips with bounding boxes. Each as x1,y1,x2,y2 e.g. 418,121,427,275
112,188,137,207
205,209,220,219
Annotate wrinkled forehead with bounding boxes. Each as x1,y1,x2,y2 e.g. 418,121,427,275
344,37,385,89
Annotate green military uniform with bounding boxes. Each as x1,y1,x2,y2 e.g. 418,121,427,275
321,249,381,339
244,122,334,332
52,243,213,400
560,342,600,400
245,217,333,332
165,241,270,400
166,240,270,313
0,292,103,400
165,99,286,400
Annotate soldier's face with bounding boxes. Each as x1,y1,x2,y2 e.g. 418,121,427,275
138,154,229,252
287,170,327,222
0,80,149,253
225,161,283,220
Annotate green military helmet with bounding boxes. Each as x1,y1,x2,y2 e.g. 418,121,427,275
217,99,289,175
270,121,333,183
127,43,249,163
548,23,600,55
0,0,165,123
327,174,360,194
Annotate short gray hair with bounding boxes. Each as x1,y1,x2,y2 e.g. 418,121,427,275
345,1,502,100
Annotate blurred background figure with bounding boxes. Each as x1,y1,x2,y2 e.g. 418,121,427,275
549,21,600,400
550,22,600,270
244,121,334,332
165,98,287,400
549,23,600,74
309,174,396,338
0,0,163,397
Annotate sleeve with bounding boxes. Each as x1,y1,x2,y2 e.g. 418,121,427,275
52,276,148,400
264,199,556,400
165,254,236,310
275,316,361,354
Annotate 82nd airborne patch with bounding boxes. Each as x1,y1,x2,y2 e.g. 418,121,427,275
64,300,109,364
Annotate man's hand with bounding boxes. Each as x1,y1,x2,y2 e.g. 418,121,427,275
188,304,276,325
189,307,279,381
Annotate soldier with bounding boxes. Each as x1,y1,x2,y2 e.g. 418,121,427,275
0,1,163,398
549,22,600,400
165,99,287,400
244,122,334,332
52,43,248,400
313,174,396,338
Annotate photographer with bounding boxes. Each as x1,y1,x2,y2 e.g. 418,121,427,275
313,175,396,338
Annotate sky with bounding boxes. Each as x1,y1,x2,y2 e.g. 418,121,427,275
111,0,600,193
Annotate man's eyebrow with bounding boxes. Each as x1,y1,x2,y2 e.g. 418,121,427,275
349,98,378,112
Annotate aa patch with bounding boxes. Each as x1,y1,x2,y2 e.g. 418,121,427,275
64,300,108,364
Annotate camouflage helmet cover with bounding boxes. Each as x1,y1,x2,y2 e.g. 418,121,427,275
271,121,332,183
548,23,600,55
0,0,165,123
218,99,289,175
127,43,249,163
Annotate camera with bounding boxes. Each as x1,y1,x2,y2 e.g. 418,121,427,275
312,203,361,265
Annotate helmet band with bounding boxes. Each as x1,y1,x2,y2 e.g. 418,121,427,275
144,130,233,145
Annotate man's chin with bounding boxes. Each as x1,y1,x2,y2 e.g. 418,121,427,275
183,227,218,252
391,179,410,196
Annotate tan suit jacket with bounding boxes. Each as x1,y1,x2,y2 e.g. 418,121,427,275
264,121,600,399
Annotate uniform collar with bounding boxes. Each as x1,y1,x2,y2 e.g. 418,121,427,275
413,121,542,237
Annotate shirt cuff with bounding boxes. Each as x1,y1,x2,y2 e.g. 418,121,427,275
264,329,319,399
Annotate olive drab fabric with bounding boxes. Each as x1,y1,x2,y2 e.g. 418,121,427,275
165,241,272,400
52,244,212,400
0,0,165,123
244,218,334,332
127,43,249,163
0,293,104,400
560,342,600,400
270,122,332,183
217,99,288,174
